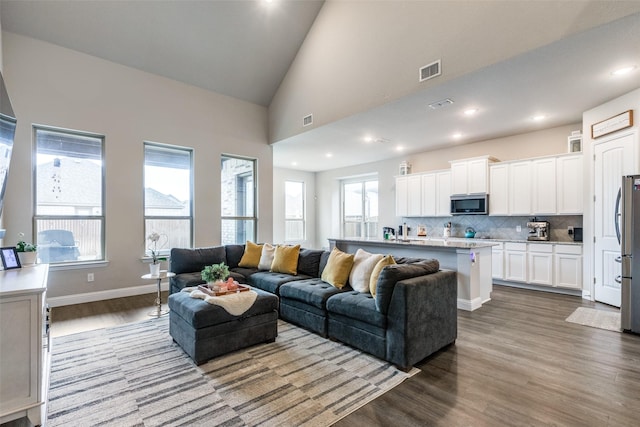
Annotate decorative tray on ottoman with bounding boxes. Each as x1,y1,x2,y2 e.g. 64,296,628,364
198,283,251,297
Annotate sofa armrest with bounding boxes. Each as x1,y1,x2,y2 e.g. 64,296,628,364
385,270,457,369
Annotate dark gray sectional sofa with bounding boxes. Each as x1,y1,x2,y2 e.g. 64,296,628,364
169,244,457,370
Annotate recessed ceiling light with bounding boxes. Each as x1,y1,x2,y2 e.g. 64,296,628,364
326,153,333,158
291,161,298,166
532,114,546,122
612,66,637,76
364,136,374,143
395,145,404,152
463,108,478,116
452,132,463,139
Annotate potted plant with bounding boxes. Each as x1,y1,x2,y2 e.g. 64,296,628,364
201,262,230,291
147,232,167,276
16,232,37,265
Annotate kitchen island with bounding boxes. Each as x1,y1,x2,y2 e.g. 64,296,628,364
329,237,498,311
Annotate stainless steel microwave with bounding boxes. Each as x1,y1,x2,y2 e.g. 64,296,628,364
450,194,489,215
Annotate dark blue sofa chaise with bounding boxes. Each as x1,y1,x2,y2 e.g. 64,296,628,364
168,244,457,370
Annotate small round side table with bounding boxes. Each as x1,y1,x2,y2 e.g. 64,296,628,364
141,271,175,317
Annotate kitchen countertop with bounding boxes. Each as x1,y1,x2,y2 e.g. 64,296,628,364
330,237,583,248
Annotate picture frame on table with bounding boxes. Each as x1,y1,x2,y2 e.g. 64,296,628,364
1,246,21,270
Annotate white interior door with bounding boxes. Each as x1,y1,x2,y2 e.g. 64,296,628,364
594,133,635,307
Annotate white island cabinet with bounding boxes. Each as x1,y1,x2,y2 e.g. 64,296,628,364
0,264,50,426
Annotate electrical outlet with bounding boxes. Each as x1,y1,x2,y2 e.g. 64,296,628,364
516,225,521,232
87,273,94,282
568,226,574,235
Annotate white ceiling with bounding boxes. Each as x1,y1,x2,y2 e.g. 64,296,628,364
1,1,640,172
0,0,324,106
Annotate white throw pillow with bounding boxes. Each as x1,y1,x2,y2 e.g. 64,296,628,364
349,248,383,293
258,243,276,270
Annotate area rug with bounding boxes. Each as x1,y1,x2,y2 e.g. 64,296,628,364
47,317,418,426
565,307,621,332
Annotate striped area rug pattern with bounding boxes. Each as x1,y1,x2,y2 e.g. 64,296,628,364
47,317,418,426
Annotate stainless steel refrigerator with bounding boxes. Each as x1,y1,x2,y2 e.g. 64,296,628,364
620,175,640,334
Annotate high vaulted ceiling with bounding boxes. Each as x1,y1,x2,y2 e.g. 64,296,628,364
2,1,640,172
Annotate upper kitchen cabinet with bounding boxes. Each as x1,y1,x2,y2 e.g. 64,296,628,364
450,156,499,195
397,170,451,218
556,154,583,214
395,176,409,217
489,153,584,216
396,174,423,217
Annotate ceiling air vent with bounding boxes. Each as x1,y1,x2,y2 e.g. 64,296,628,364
428,98,454,110
419,60,441,82
303,114,313,127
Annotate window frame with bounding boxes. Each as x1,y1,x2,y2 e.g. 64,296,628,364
143,141,194,255
220,154,257,245
341,175,379,239
284,180,306,242
33,124,106,266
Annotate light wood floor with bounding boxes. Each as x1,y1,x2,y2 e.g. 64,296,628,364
4,286,639,426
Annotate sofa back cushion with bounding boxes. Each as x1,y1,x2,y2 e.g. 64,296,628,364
297,248,325,277
170,246,227,275
375,259,440,314
225,244,246,269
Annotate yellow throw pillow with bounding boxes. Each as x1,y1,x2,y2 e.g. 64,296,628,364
369,255,396,296
321,248,355,289
271,244,301,275
238,241,263,268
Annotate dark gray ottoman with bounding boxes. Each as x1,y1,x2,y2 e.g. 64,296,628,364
168,288,279,364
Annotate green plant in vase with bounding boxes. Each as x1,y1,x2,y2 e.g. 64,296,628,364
16,232,37,265
201,262,230,287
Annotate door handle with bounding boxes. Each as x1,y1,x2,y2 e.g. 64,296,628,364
615,187,622,245
615,275,622,284
615,256,622,263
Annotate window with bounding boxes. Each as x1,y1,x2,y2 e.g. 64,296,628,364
342,178,378,238
144,143,193,255
221,155,256,245
34,126,105,264
285,180,305,241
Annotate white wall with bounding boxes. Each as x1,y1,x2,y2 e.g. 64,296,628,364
582,88,640,299
2,32,273,300
272,168,316,247
314,123,580,249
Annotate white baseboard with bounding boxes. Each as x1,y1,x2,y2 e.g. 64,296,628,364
457,297,483,312
47,281,170,307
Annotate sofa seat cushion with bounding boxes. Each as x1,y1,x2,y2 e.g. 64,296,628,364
230,266,258,281
279,278,344,310
168,287,279,329
326,291,386,329
249,271,311,294
171,272,205,292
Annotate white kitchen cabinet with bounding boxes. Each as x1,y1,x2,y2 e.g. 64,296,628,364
504,242,527,282
0,265,50,426
555,244,583,289
492,242,504,280
395,176,408,217
532,157,557,215
489,163,509,215
450,156,497,195
527,243,554,286
421,173,436,216
508,161,532,215
435,170,452,217
557,154,583,214
407,174,422,216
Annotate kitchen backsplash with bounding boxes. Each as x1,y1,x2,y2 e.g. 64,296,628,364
397,215,583,242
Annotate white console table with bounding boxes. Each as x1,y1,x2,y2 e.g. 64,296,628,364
0,264,50,426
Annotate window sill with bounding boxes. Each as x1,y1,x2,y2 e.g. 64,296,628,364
48,260,110,271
